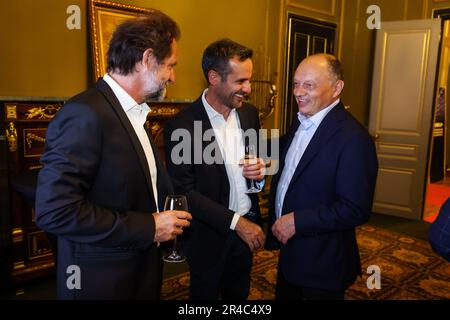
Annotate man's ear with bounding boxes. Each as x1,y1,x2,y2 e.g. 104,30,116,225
208,69,221,86
333,80,344,98
141,48,155,70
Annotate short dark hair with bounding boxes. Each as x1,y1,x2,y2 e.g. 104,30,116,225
201,39,253,83
106,11,180,75
324,55,344,81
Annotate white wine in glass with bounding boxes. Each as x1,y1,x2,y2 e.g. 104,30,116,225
163,195,188,263
244,144,261,194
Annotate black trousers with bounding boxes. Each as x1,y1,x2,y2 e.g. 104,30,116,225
189,232,253,300
275,265,345,300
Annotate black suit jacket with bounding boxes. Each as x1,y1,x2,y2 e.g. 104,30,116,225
164,97,261,271
36,79,173,299
266,102,378,291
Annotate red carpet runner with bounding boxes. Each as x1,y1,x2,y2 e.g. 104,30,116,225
424,183,450,223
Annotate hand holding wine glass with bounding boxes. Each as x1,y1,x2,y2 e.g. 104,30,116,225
162,195,189,263
153,195,191,242
242,144,264,193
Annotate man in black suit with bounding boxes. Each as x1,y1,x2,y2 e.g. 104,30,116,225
35,12,191,300
266,54,378,300
164,39,266,300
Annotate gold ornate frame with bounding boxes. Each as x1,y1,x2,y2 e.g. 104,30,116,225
88,0,155,80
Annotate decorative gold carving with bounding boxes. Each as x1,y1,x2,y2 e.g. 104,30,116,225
23,128,47,158
15,289,25,296
149,121,162,137
13,261,55,276
6,122,18,153
433,128,444,137
13,261,26,270
26,132,46,149
28,165,43,170
28,231,53,260
25,105,61,120
12,228,23,243
5,104,17,119
148,107,178,117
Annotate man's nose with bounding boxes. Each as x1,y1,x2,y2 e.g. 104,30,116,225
168,69,176,84
293,85,305,97
242,81,251,94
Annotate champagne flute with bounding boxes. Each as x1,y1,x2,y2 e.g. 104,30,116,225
244,144,262,194
163,195,188,263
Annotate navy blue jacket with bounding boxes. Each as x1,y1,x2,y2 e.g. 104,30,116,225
429,197,450,262
266,102,378,291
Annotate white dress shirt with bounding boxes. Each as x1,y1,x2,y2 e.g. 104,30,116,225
202,89,251,229
103,74,160,212
275,99,340,218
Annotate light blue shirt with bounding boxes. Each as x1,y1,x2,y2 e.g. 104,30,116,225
275,99,340,218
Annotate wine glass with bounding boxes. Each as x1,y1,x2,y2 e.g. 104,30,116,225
244,144,262,194
163,195,188,263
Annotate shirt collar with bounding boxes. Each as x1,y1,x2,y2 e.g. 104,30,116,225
103,73,143,113
297,98,340,129
202,89,236,121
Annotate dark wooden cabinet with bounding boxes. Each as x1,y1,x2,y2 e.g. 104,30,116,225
0,98,188,288
1,100,63,287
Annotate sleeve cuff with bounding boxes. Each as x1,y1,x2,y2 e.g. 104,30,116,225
255,178,265,190
230,213,241,230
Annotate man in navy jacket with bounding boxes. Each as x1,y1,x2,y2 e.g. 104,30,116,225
266,54,378,300
429,197,450,261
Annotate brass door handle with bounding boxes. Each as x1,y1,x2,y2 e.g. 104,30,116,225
371,133,380,140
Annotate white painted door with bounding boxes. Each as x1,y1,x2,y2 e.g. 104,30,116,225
369,19,441,220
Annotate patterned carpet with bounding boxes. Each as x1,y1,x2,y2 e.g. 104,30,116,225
161,225,450,300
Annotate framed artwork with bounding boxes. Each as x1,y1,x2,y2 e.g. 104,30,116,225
88,0,155,80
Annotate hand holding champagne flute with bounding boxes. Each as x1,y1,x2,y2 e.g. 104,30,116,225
241,144,265,193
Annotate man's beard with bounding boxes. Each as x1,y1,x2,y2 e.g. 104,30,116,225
218,90,247,110
147,86,166,102
144,68,167,102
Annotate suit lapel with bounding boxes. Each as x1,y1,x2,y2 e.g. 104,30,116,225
95,79,154,199
236,105,251,132
268,117,300,211
287,103,347,189
144,125,174,209
192,98,227,178
279,118,300,175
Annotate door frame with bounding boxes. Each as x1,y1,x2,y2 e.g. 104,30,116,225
432,8,450,179
369,19,441,220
